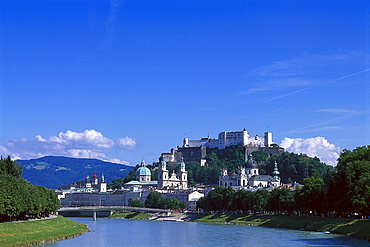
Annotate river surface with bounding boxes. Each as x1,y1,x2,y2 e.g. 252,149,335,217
40,217,369,247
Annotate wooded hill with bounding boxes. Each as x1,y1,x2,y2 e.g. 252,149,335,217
109,145,333,188
17,156,133,189
197,144,334,185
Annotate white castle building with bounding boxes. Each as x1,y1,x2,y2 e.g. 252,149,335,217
219,153,281,189
162,128,283,165
183,128,273,150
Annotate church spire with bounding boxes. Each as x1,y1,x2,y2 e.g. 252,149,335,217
159,155,167,170
272,160,280,180
180,157,186,171
140,158,146,167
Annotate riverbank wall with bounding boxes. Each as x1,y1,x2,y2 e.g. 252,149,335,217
193,213,370,241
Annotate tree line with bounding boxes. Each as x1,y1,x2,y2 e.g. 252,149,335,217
128,191,187,210
197,146,370,218
0,156,60,222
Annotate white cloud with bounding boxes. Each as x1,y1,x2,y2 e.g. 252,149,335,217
242,78,312,95
243,52,368,97
0,146,21,159
280,137,340,166
316,108,360,114
250,52,366,78
117,136,137,150
48,129,115,149
0,129,136,165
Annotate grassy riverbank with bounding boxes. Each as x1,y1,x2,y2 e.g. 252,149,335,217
0,215,90,247
109,212,151,219
194,214,370,241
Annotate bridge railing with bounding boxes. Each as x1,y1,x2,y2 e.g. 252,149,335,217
58,206,171,213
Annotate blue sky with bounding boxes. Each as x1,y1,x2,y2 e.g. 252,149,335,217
1,0,369,167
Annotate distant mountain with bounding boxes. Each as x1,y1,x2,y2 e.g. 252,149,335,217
17,156,134,189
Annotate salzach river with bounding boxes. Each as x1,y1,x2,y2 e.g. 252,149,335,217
40,217,369,247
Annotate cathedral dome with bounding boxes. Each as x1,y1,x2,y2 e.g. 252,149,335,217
136,166,151,176
245,154,258,169
136,158,151,176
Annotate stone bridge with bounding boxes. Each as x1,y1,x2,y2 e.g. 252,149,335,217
57,206,171,220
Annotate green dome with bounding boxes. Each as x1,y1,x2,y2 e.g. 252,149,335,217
136,166,151,176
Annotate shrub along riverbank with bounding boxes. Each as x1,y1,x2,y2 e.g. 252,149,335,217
194,214,370,241
109,211,151,220
0,215,89,247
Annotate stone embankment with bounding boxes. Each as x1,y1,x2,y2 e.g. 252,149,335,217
150,212,201,222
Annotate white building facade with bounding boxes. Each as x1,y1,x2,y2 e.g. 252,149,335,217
219,154,281,189
158,156,188,190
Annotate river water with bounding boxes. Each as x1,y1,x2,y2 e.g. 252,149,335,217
40,217,369,247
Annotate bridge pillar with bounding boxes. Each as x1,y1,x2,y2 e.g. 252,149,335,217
93,211,97,221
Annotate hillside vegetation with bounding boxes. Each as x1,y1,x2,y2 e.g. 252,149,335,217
109,145,333,188
201,145,333,184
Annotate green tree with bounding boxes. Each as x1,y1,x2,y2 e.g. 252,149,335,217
0,158,59,222
267,188,295,214
179,201,187,210
108,177,124,190
145,191,163,208
295,174,327,215
263,152,332,184
232,189,253,212
129,199,144,207
160,197,175,209
196,196,210,211
250,189,269,213
0,156,22,177
0,175,22,221
327,145,370,216
206,186,235,211
251,151,270,164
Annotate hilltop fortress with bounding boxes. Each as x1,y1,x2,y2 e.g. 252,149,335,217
162,128,284,165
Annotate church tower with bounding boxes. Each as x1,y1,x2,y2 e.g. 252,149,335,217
238,167,248,187
178,157,188,189
85,175,92,189
100,173,107,192
158,155,169,189
272,160,280,181
93,172,98,185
